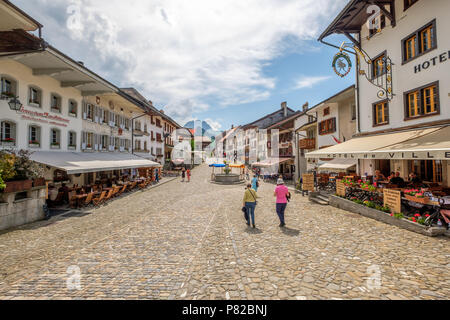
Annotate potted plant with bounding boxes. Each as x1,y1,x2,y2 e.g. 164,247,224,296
51,142,60,149
1,91,15,100
2,137,15,145
1,150,44,193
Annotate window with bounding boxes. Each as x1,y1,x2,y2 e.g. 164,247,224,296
144,141,148,151
402,20,436,63
28,125,41,147
68,131,76,149
405,82,439,119
101,135,108,151
369,14,386,37
404,0,418,11
372,52,386,78
409,160,442,183
323,107,330,116
50,128,61,148
69,100,77,117
373,101,389,126
50,94,62,113
1,121,16,145
318,118,336,135
420,25,434,53
28,86,42,107
1,76,17,99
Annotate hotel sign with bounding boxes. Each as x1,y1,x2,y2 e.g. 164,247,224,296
314,151,450,160
19,107,70,127
414,50,449,73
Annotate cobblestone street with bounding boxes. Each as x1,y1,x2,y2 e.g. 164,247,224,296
0,164,448,300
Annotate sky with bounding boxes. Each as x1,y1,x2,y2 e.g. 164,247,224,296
13,0,356,131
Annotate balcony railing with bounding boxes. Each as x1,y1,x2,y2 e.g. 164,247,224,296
299,138,316,150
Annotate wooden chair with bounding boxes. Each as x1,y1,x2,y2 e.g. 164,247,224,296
83,192,94,207
128,181,137,191
118,184,127,196
103,189,114,202
111,186,121,197
92,191,107,206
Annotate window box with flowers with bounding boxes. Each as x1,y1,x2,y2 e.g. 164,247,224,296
29,141,40,148
68,144,77,150
51,107,61,113
2,138,15,146
404,189,430,204
50,142,61,149
1,91,15,100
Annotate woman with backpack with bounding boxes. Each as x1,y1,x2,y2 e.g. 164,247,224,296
243,184,258,228
274,178,290,227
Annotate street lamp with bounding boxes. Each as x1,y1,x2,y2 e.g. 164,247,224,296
8,97,23,111
131,113,147,154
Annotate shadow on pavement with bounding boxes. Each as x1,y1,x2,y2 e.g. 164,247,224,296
281,227,300,237
245,227,263,234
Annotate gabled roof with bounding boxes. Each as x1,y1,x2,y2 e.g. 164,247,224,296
243,106,297,130
318,0,395,41
266,111,303,130
0,0,43,32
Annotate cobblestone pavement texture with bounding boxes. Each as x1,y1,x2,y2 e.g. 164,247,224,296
0,164,448,300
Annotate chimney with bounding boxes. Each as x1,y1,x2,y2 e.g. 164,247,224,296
302,102,309,112
160,109,164,114
231,124,234,129
77,61,84,66
281,102,288,117
148,100,153,106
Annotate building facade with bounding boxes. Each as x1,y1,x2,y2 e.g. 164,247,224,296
312,0,450,186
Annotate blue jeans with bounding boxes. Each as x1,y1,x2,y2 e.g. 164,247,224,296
276,203,287,225
245,202,256,226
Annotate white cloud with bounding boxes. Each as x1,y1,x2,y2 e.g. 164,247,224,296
204,119,222,132
294,75,332,89
16,0,347,122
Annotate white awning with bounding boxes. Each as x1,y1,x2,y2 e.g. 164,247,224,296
318,158,357,172
31,151,159,174
306,127,450,160
251,158,292,167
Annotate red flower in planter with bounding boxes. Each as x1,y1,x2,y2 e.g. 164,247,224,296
425,214,430,218
412,218,417,223
414,214,421,218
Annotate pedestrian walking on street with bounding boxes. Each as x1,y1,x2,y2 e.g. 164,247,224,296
243,184,258,228
274,178,290,227
155,168,160,183
251,175,259,192
181,167,186,182
187,169,191,182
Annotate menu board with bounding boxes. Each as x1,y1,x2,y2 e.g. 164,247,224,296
336,180,346,197
302,174,315,192
383,189,401,214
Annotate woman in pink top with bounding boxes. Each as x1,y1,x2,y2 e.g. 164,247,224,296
274,178,290,227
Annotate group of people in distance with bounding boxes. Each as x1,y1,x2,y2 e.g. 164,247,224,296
373,170,423,187
243,174,291,229
181,167,191,182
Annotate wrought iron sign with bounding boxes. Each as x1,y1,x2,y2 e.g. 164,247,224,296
333,42,394,101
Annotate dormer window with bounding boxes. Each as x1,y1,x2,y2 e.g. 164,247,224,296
369,14,386,37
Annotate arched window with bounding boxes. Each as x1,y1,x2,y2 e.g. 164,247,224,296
68,100,78,117
28,86,42,108
50,128,61,149
28,125,41,148
1,120,16,145
0,75,18,99
50,93,62,113
68,131,77,149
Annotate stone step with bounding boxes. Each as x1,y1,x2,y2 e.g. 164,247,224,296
310,197,329,206
316,195,330,202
